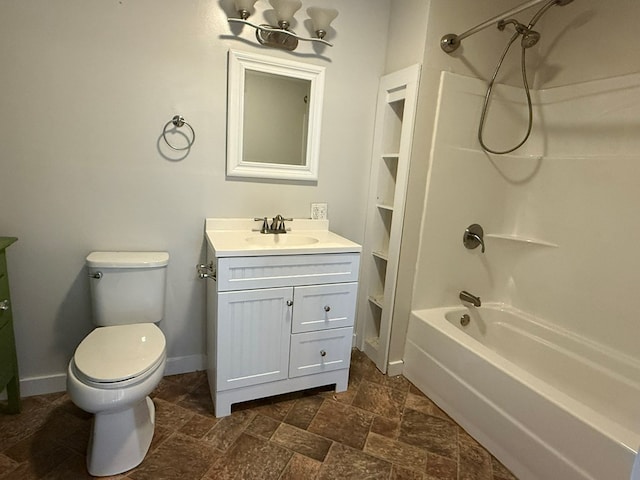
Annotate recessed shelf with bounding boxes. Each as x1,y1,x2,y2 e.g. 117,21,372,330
372,250,389,261
368,295,384,309
486,233,558,248
364,337,380,356
376,203,394,212
387,86,407,103
382,153,400,160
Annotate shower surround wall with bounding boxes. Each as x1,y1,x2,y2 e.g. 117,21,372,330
415,70,640,358
410,70,640,477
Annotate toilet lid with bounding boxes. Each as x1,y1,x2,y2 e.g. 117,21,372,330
74,324,166,383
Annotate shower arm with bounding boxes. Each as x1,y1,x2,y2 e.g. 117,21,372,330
440,0,563,53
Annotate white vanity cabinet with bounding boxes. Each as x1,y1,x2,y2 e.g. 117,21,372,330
206,251,360,417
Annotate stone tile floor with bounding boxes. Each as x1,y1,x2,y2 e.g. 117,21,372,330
0,350,517,479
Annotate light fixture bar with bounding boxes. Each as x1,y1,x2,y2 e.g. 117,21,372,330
228,18,333,47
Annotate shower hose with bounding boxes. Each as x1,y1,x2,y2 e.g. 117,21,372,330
478,30,534,154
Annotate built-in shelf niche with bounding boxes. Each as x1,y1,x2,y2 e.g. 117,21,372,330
356,64,421,375
368,294,384,309
376,154,399,208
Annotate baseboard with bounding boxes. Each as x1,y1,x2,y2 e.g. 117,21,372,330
20,373,68,397
164,354,207,376
386,359,404,377
11,354,208,398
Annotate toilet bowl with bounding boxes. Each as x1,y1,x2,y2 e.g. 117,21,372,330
67,251,169,477
67,323,166,477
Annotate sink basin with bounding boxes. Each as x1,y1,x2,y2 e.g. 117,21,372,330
245,234,319,247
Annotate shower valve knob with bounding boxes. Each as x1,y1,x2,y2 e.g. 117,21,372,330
463,224,485,253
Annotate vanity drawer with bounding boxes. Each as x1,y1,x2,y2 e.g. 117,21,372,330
292,282,357,333
217,253,360,292
289,327,353,378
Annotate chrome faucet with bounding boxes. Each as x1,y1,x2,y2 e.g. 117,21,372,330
271,214,285,233
459,290,481,307
253,215,292,234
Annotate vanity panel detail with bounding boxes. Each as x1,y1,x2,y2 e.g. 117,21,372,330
216,287,291,391
207,249,360,417
216,253,359,291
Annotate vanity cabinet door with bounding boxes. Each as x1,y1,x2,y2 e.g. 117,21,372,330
216,287,292,391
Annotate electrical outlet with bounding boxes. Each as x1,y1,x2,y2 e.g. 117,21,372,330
311,203,328,220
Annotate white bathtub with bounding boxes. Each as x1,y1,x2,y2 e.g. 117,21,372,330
403,303,640,480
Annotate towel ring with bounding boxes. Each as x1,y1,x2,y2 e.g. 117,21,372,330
162,115,195,150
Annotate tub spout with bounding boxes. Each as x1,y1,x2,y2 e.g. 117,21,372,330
460,290,481,307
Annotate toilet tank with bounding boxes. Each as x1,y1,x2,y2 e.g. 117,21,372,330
86,251,169,327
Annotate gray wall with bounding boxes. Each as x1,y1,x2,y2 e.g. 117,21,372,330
0,0,390,394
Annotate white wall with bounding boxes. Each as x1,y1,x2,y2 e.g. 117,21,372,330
0,0,390,394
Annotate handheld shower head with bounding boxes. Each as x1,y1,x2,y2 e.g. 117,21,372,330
521,29,541,48
497,19,541,49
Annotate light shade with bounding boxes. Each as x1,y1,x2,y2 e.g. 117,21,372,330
307,7,338,33
234,0,258,12
269,0,302,24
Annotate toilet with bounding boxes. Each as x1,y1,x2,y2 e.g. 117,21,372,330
67,251,169,477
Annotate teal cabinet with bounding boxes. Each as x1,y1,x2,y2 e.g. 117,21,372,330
0,237,19,413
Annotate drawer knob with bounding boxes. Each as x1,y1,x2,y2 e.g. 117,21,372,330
0,299,8,311
320,350,326,357
286,300,293,307
324,305,331,312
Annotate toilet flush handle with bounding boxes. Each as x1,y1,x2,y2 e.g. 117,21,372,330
89,271,103,279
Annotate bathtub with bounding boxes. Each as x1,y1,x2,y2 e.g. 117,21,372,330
403,303,640,480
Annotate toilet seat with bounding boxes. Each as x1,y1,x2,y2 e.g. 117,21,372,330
73,323,166,386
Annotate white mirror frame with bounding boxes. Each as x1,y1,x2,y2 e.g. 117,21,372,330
227,50,325,181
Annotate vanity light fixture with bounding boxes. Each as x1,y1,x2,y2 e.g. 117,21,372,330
228,0,338,51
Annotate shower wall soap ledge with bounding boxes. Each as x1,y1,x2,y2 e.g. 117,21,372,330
485,233,558,248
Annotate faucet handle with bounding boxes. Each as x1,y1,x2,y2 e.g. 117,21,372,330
271,214,292,233
254,217,269,233
463,224,485,253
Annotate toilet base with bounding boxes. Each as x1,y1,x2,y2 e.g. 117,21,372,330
87,396,156,477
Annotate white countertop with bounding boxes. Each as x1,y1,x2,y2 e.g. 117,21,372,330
205,218,362,257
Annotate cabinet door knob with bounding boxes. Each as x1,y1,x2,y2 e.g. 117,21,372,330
320,350,326,357
324,305,331,312
286,300,293,307
0,299,8,311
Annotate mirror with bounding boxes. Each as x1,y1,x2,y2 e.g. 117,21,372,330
227,50,325,181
